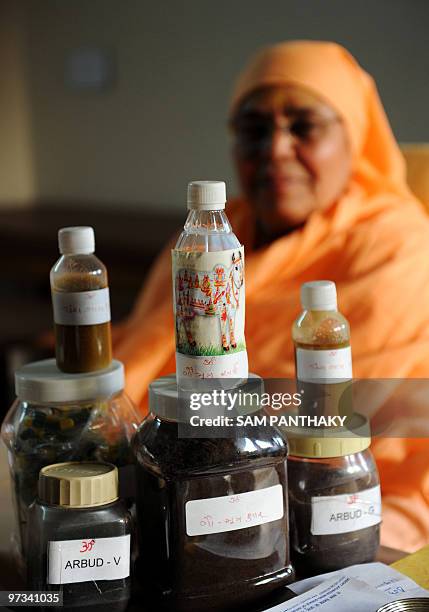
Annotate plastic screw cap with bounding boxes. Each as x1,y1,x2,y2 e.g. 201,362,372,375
39,462,118,507
187,180,226,211
58,226,95,254
301,280,337,311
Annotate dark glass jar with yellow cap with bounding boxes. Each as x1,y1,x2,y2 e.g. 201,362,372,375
27,462,132,611
287,417,381,576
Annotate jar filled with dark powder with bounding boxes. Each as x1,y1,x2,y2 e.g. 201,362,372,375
287,426,381,576
27,462,132,611
133,375,294,611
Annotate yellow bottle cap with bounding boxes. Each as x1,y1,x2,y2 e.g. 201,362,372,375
286,413,371,458
38,462,118,508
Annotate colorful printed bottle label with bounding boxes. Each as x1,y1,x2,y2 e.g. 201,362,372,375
47,534,130,584
185,484,284,536
52,288,111,326
296,347,353,383
172,247,248,379
311,485,381,535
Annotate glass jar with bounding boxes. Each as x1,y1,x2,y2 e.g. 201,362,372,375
27,462,132,611
287,430,381,576
1,358,140,569
133,375,294,611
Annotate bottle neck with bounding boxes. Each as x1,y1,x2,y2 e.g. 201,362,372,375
184,209,233,234
61,251,95,257
302,306,338,313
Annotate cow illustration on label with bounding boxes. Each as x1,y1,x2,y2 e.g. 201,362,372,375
174,249,245,355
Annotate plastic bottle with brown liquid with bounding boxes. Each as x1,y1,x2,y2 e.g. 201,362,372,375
292,280,352,420
50,227,112,373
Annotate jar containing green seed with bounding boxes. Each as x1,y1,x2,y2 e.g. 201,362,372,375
1,358,140,571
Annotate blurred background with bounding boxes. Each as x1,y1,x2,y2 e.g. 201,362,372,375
0,0,428,410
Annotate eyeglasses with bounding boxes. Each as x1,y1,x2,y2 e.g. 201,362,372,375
231,112,340,154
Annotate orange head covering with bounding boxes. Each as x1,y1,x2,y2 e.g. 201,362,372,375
118,39,426,399
230,40,411,201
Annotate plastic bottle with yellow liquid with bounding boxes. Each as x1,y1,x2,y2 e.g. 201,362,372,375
292,280,352,420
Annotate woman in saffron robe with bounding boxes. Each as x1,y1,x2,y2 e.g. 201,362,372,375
115,41,429,551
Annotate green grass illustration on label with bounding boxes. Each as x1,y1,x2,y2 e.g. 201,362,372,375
178,340,247,357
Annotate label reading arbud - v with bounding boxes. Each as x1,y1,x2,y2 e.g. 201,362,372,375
48,535,130,584
172,246,248,379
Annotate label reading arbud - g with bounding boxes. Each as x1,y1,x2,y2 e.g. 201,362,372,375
172,247,248,379
48,535,130,584
296,347,353,383
52,288,111,326
311,485,382,535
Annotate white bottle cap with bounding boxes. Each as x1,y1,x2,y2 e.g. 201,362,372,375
301,280,337,311
58,226,95,255
187,180,226,211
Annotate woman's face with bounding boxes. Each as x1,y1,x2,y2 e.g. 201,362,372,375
231,85,352,234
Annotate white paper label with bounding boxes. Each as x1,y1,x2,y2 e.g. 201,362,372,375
48,535,130,584
185,484,284,536
296,347,352,382
172,247,247,380
176,350,249,380
52,288,111,325
311,485,381,535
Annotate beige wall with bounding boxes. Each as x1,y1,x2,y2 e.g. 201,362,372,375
25,1,238,209
0,0,35,207
1,0,428,211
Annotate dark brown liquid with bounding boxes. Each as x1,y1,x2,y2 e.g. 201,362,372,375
53,271,112,373
55,322,112,372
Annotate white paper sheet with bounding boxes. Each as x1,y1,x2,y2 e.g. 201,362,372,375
265,575,388,612
263,562,429,612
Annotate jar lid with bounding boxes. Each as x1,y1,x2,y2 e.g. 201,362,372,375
149,375,180,420
286,413,371,458
149,373,264,422
38,461,118,507
15,358,124,403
